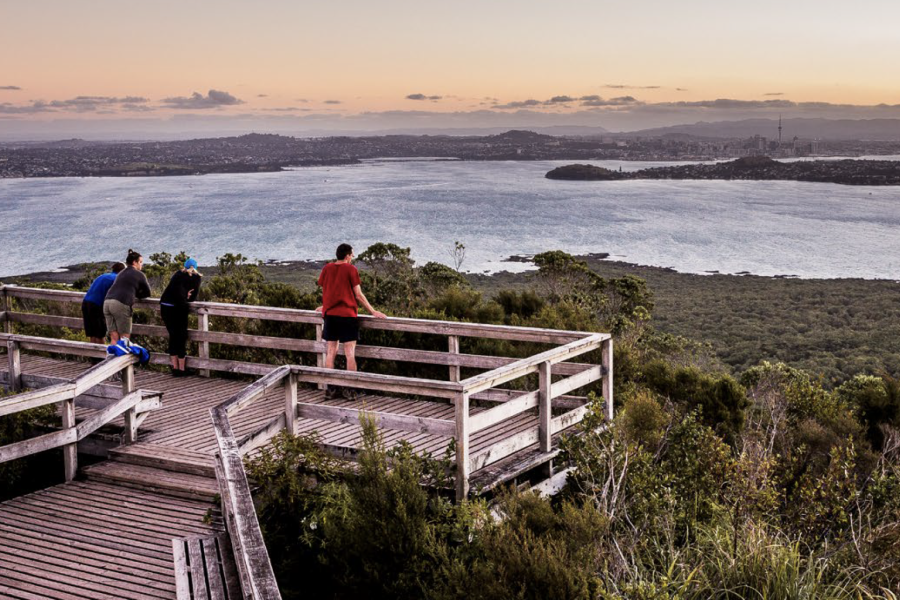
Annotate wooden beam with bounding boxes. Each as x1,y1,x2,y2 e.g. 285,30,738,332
197,309,210,377
61,398,77,481
469,390,539,433
5,285,591,342
538,361,552,453
448,335,460,383
0,383,75,417
602,337,614,421
74,390,149,440
470,426,540,472
292,365,463,400
461,333,606,395
551,404,591,434
172,539,191,600
210,406,283,600
0,428,77,463
295,402,455,437
551,365,604,398
237,413,286,455
4,334,107,359
284,373,297,434
0,284,11,333
72,354,136,395
315,323,325,390
219,365,292,415
6,339,20,392
455,392,471,501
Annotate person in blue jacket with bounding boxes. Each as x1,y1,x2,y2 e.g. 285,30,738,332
81,262,125,344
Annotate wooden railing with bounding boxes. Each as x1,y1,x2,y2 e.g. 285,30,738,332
3,283,613,600
0,333,162,480
210,333,610,599
0,284,594,379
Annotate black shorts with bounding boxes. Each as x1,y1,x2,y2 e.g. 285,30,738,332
82,300,107,339
322,315,359,343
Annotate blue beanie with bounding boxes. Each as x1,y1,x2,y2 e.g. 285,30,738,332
184,258,198,270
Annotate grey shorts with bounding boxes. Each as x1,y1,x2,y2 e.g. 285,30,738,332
103,299,133,335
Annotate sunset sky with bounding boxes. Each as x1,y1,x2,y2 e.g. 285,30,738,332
2,0,900,138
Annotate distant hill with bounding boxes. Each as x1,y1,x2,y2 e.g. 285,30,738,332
625,118,900,141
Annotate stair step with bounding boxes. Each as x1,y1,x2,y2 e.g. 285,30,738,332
110,442,216,478
469,444,561,494
84,461,220,501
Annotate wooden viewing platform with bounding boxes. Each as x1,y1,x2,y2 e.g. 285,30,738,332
0,284,612,599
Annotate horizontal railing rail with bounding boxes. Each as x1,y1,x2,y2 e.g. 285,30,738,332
1,284,598,386
0,337,162,480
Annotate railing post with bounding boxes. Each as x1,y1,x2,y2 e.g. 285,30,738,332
284,372,297,434
601,337,614,421
315,323,325,390
538,360,552,452
455,391,470,501
197,309,210,377
0,285,12,333
122,364,138,443
1,285,13,334
61,396,77,481
6,339,21,392
448,335,460,383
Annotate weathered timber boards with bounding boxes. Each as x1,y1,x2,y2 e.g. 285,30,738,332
5,286,589,343
0,479,224,600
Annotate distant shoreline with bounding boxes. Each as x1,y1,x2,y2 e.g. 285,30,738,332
546,156,900,186
3,253,893,287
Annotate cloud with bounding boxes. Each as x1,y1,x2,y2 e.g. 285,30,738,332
547,95,576,104
660,98,796,109
676,88,689,92
0,102,53,114
257,94,268,98
581,95,641,107
263,107,304,112
493,98,543,109
764,92,784,96
121,103,155,112
406,93,443,101
324,99,341,105
1,86,22,91
162,89,244,109
604,84,660,90
46,96,150,112
0,96,148,114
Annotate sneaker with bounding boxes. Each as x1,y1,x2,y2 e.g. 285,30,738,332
324,385,341,400
341,387,359,401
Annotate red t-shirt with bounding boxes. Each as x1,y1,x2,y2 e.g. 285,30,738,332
317,262,361,317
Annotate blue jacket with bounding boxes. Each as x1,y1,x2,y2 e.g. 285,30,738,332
84,272,118,306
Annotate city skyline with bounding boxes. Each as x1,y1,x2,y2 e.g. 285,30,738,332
2,0,900,138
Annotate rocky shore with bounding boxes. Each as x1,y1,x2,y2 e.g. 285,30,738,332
546,156,900,185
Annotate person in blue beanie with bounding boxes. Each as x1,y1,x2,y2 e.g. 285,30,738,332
81,262,125,344
159,257,203,376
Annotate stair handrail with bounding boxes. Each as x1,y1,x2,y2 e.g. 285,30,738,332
0,345,162,480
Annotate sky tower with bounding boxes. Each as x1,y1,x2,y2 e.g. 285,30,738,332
778,114,783,145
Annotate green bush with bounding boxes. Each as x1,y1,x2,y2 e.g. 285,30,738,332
643,360,748,444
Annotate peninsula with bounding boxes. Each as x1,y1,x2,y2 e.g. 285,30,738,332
545,156,900,185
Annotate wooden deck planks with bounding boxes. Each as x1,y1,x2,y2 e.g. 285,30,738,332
1,352,586,599
0,479,225,600
5,355,571,470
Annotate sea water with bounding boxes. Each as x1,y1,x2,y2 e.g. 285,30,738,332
1,159,899,279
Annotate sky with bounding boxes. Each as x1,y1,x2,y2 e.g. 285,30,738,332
2,0,900,139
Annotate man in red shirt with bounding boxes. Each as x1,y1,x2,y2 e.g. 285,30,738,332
316,243,386,399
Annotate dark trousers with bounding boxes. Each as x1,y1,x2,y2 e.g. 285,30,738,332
161,304,190,358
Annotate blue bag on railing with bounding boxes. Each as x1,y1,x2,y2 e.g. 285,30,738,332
106,339,151,365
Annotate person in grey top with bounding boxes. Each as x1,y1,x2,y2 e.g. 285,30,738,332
103,249,152,344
